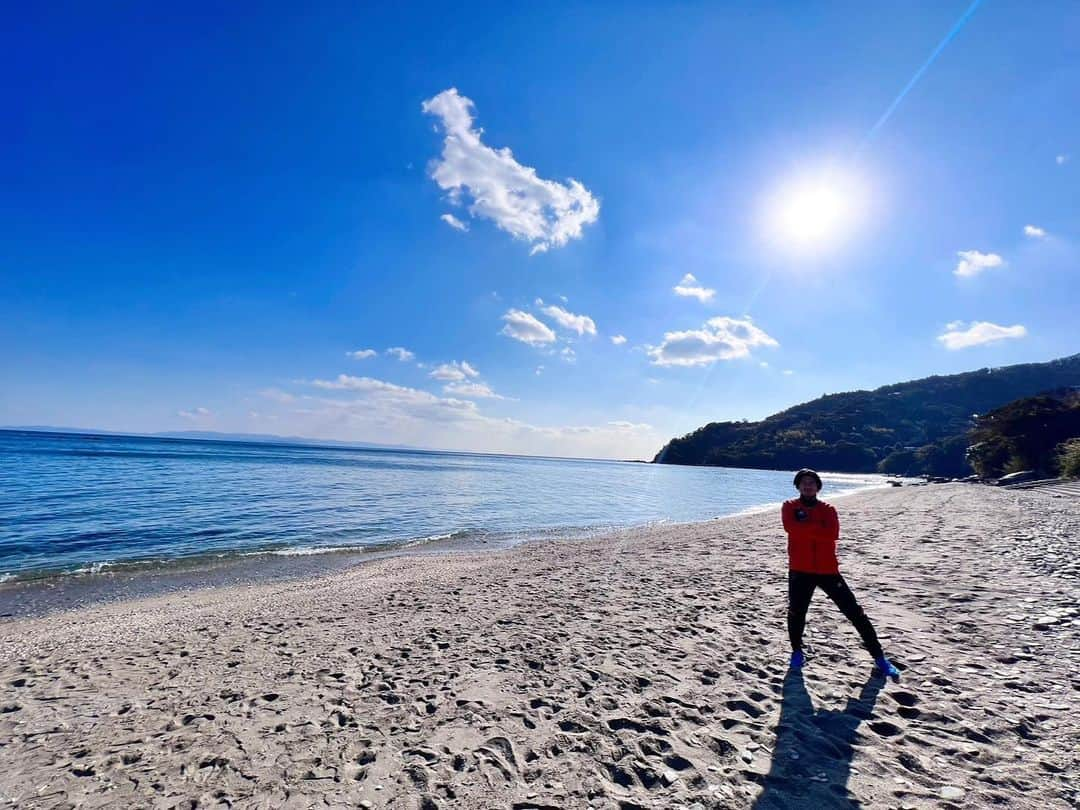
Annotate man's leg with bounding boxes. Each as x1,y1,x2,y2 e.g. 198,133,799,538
787,571,816,652
819,575,884,660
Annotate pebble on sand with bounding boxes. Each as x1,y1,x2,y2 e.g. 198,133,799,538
941,786,965,801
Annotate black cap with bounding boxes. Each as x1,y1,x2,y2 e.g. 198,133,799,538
793,468,823,490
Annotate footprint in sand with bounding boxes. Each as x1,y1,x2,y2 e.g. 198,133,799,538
869,720,903,737
889,691,922,719
637,737,671,757
663,754,694,771
557,719,590,734
725,698,765,718
607,717,669,736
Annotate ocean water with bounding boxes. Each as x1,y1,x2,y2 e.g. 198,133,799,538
0,430,885,584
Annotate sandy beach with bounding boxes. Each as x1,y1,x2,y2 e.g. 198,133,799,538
1,483,1077,809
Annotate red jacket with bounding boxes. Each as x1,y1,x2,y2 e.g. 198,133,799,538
782,498,840,575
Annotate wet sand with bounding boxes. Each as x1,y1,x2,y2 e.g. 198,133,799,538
1,483,1077,809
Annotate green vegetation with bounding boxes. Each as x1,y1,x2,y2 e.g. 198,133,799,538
1056,438,1080,479
654,353,1080,477
967,389,1080,478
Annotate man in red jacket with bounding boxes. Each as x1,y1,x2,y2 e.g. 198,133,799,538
783,468,899,679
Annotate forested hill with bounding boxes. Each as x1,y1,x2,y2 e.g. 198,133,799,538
653,353,1080,473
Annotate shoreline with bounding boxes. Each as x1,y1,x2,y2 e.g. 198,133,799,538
2,484,1076,808
0,481,895,621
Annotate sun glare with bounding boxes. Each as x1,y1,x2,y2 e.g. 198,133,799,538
765,168,867,255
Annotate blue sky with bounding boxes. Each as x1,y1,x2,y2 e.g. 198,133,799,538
2,2,1078,459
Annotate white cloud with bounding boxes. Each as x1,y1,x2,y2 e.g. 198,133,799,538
759,361,769,368
444,381,504,399
954,250,1004,278
298,378,482,430
647,316,779,367
610,334,627,345
178,407,211,419
440,213,469,232
782,369,795,376
347,348,377,360
1023,224,1046,238
429,361,480,382
386,347,416,362
540,304,597,336
560,346,577,363
535,365,544,375
1057,154,1069,165
607,420,653,431
937,321,1028,350
259,388,296,404
501,309,556,345
422,88,599,254
673,273,716,302
276,374,663,459
311,375,415,393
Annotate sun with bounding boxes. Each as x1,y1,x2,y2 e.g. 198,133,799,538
776,182,850,245
764,168,867,254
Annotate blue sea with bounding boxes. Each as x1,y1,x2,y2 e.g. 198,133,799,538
0,430,885,585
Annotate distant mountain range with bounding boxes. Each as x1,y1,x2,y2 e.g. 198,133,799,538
0,427,423,454
0,428,630,464
653,353,1080,475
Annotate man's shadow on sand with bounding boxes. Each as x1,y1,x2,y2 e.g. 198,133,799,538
752,670,885,810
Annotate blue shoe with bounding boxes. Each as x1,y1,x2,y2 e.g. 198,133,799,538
790,650,805,670
875,656,900,680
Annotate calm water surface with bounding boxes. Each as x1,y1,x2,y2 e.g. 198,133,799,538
0,430,885,583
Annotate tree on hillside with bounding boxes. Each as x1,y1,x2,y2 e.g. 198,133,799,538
967,390,1080,478
1056,438,1080,478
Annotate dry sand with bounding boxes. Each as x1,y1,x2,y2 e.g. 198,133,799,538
1,483,1077,809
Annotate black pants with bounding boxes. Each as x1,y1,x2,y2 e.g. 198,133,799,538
788,571,883,660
